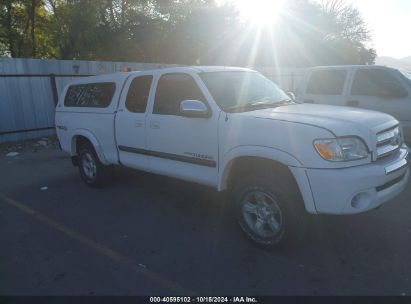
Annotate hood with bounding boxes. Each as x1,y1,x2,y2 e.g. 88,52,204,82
240,103,398,142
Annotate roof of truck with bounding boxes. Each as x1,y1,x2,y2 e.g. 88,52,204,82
125,65,254,74
65,72,132,86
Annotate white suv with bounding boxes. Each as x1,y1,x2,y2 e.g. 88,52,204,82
297,65,411,143
55,66,410,248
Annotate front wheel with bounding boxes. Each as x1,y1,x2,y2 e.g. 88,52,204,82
78,144,112,187
232,174,307,248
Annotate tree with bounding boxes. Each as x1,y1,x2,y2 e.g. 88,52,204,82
319,0,376,64
0,0,56,58
0,0,377,66
232,0,377,67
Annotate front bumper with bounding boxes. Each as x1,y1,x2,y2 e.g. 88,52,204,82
293,147,410,215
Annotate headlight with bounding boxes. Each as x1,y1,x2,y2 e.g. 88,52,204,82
314,137,369,162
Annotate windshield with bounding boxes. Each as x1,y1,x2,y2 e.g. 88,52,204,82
200,71,292,112
399,69,411,82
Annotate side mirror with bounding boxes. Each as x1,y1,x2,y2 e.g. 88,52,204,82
286,91,296,101
180,100,210,118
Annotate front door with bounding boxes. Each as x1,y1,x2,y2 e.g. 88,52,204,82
146,72,219,187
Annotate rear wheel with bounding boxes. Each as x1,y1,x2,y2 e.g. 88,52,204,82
78,144,112,187
232,173,307,248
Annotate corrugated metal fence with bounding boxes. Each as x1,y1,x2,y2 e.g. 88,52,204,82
0,58,305,143
0,58,177,143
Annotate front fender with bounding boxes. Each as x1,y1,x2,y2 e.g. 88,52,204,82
70,129,109,165
218,145,303,191
218,145,317,213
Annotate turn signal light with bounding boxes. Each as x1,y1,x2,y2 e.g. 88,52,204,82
314,142,335,160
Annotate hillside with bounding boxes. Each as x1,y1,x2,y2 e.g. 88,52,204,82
376,56,411,70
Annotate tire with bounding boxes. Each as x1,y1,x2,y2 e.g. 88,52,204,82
78,143,112,187
231,173,307,249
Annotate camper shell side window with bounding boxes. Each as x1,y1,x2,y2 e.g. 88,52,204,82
64,82,116,108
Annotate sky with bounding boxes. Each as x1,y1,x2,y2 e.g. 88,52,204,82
220,0,411,59
354,0,411,58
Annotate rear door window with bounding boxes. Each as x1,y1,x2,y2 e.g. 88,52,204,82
64,82,116,108
351,69,408,97
306,70,347,95
125,75,153,113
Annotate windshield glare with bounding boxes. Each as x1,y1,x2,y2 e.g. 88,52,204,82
200,71,290,112
399,69,411,82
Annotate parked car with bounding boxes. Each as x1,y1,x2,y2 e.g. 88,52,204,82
296,65,411,143
55,66,410,248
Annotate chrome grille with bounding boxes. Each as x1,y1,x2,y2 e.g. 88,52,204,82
376,126,402,159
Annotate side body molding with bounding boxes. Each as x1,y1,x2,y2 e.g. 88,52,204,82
70,129,109,165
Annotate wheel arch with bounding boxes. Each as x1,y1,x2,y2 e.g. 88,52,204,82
219,146,301,190
70,129,109,165
218,146,317,214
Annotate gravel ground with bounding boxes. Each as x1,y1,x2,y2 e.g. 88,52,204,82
0,136,60,156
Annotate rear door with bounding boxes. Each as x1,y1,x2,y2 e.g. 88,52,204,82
115,73,154,171
347,67,411,141
347,67,410,118
300,69,348,106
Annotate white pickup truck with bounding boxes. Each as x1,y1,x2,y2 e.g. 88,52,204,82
56,66,410,248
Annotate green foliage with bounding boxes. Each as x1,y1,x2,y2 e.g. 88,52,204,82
0,0,376,66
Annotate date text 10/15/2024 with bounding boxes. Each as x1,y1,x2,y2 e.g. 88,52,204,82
150,297,258,303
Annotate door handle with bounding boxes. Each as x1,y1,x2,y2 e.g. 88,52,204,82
304,99,315,104
347,100,359,107
150,122,160,129
135,121,144,128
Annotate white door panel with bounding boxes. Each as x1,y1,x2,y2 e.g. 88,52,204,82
146,73,219,186
115,74,154,171
115,109,148,170
147,114,219,186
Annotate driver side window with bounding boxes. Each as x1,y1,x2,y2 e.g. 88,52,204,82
351,69,408,98
153,73,206,115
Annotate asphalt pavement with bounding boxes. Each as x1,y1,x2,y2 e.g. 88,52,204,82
1,147,411,295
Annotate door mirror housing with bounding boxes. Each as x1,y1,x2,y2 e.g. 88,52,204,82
180,100,210,118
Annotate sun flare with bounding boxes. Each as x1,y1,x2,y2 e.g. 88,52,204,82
231,0,287,27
